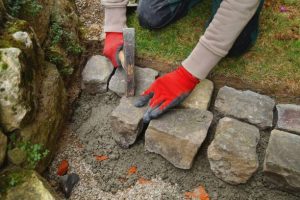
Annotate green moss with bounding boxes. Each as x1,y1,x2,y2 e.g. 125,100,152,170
6,20,28,34
7,0,43,17
0,20,29,48
0,169,26,194
45,18,84,77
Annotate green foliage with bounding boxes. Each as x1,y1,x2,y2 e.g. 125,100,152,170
7,133,49,169
0,171,24,193
7,0,43,17
18,141,49,169
48,53,64,66
46,18,84,76
7,173,23,187
49,19,83,55
59,66,74,76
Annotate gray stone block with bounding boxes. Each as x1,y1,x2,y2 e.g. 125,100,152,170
145,109,213,169
276,104,300,135
109,66,158,97
181,79,214,110
215,86,275,129
263,129,300,193
208,117,260,185
81,55,113,94
111,97,147,148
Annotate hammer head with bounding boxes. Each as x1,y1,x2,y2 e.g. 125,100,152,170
120,28,135,97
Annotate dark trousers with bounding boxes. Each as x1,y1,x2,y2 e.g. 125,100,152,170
137,0,264,57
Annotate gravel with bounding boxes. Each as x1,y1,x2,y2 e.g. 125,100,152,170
46,91,300,199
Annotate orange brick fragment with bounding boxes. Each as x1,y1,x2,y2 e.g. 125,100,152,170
95,155,109,161
185,185,210,200
128,166,137,175
57,160,69,176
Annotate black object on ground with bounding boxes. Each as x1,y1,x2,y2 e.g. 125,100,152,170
59,173,80,198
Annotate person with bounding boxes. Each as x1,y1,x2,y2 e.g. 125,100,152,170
102,0,264,123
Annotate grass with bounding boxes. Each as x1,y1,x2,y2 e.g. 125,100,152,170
127,0,300,95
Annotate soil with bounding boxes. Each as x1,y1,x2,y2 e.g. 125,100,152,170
75,0,104,41
46,90,300,200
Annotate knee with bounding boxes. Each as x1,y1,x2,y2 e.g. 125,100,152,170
137,0,171,29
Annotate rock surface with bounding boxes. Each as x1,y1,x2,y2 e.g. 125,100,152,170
215,86,275,129
276,104,300,135
181,79,214,110
109,66,158,97
111,97,147,148
0,130,7,167
207,117,260,184
145,109,213,169
82,55,113,94
7,148,27,166
263,129,300,193
0,48,36,132
0,0,5,24
20,63,67,172
1,168,61,200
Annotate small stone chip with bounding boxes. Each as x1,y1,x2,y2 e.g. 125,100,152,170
81,55,113,94
215,86,275,129
145,109,213,169
208,117,260,185
181,79,214,110
111,97,147,148
263,129,300,193
276,104,300,135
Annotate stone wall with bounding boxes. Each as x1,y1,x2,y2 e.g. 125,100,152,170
0,0,82,182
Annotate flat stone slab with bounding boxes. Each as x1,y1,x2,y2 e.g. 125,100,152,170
263,129,300,193
111,97,147,148
215,86,275,129
81,55,113,94
145,109,213,169
208,117,260,185
109,66,158,97
181,79,214,110
276,104,300,135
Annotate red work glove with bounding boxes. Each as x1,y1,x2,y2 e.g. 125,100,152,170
103,32,124,68
135,66,200,123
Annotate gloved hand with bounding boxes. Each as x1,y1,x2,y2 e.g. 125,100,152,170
135,66,200,123
103,32,123,68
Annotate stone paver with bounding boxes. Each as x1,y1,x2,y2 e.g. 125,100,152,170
181,79,214,110
263,129,300,193
145,109,213,169
81,55,113,94
109,66,158,97
276,104,300,135
0,131,7,167
215,86,275,129
111,97,147,148
208,117,260,185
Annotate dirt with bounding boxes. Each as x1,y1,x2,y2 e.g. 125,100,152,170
46,90,300,200
75,0,104,41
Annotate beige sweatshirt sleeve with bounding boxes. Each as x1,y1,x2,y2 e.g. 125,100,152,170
182,0,260,80
102,0,128,32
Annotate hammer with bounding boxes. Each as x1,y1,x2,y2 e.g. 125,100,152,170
118,28,135,97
